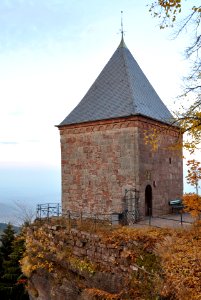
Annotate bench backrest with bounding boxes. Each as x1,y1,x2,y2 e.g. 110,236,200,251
169,199,182,206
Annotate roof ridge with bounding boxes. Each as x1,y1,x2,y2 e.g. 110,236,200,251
122,47,136,115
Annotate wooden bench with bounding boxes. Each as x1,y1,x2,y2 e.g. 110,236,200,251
169,199,184,212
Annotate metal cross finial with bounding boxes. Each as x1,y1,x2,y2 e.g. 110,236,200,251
118,11,127,48
121,10,124,38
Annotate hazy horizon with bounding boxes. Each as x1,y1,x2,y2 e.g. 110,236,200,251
0,164,61,224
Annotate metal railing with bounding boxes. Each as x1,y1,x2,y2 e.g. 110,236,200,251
141,207,194,227
36,203,194,228
36,203,61,219
36,203,138,227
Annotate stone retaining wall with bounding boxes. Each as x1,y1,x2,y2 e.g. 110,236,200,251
26,222,162,300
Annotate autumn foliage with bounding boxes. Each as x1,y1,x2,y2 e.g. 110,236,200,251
149,1,201,153
186,159,201,194
183,193,201,218
155,224,201,300
21,218,201,300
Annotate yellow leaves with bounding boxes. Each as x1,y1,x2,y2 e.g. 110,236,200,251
36,252,44,259
20,256,32,277
144,128,159,151
183,141,196,154
20,226,58,277
69,257,96,275
20,252,54,276
176,105,201,153
30,261,54,273
143,125,182,154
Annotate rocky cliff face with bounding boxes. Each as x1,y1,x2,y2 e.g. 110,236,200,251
21,219,170,299
28,268,125,300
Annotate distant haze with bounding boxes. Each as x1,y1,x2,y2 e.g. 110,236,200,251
0,165,61,223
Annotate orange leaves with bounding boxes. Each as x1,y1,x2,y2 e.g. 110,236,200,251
192,6,201,13
186,159,201,194
104,226,172,252
159,0,181,9
183,193,201,218
83,288,119,300
149,0,198,28
183,160,201,217
155,225,201,299
186,159,201,171
148,0,182,29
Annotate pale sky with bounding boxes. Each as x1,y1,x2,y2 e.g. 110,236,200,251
0,0,199,194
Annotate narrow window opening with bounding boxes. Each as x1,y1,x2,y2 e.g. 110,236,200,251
169,157,172,164
145,185,152,216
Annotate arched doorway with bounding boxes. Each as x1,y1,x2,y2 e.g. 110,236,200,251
145,185,152,216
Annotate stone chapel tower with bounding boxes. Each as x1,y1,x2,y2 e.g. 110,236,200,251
58,37,183,218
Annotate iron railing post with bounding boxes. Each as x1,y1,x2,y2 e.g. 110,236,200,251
94,214,97,232
149,208,151,226
68,211,71,230
57,203,59,217
180,210,183,226
47,203,50,221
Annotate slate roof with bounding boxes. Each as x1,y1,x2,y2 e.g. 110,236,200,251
59,37,173,126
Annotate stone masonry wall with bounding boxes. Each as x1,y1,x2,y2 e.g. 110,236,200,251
26,222,165,300
59,118,139,215
59,116,183,217
138,118,183,215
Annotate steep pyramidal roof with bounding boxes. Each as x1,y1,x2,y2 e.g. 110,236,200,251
59,37,173,126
